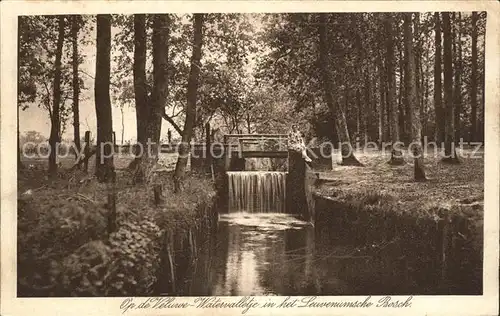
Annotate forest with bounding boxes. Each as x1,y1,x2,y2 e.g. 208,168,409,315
18,12,486,180
16,12,486,296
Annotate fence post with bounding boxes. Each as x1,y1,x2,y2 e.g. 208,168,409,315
112,131,117,152
84,131,91,173
154,183,163,205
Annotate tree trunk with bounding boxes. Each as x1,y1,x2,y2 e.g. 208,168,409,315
18,111,24,169
150,14,169,157
318,13,362,166
403,31,411,147
363,70,371,143
132,13,170,184
378,56,385,146
398,41,406,143
479,36,485,142
442,12,460,163
246,112,251,134
423,46,430,138
404,13,426,181
94,14,115,182
48,16,65,177
414,13,423,139
174,14,204,192
130,14,149,179
454,13,463,142
356,88,361,139
385,13,404,165
134,14,148,146
71,16,81,162
470,12,478,142
433,12,444,144
120,106,125,145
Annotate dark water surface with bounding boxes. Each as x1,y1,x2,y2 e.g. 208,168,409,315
166,212,423,296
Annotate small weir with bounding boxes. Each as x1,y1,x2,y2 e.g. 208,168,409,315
227,171,286,213
156,136,476,296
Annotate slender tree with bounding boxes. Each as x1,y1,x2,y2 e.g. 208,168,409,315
378,55,386,146
18,113,24,169
433,12,444,144
120,106,125,145
174,14,204,192
385,13,404,165
149,14,170,158
363,69,371,143
48,16,65,177
453,13,463,142
71,15,81,162
133,14,148,163
130,14,152,182
318,13,362,166
414,13,424,137
470,12,478,142
442,12,460,163
94,14,114,182
422,43,430,138
398,38,407,143
404,12,426,181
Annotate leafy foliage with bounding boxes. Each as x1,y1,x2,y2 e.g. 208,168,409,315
17,167,216,296
19,15,92,137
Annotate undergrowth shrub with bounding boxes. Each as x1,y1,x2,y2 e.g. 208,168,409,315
17,169,216,297
55,218,162,296
17,190,107,296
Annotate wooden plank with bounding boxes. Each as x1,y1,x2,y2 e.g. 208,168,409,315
240,151,289,158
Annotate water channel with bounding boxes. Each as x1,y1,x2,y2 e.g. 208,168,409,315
158,171,441,296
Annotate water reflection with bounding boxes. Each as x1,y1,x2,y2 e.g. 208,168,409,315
174,213,371,296
213,213,310,295
164,212,463,296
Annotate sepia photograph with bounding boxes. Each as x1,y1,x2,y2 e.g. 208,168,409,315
1,1,499,315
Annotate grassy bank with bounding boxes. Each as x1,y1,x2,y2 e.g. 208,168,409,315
312,148,484,294
315,148,483,220
17,158,216,297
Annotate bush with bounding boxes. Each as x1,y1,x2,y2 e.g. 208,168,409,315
17,171,216,297
55,219,162,296
17,190,107,296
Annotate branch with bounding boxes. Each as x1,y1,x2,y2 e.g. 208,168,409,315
70,148,96,171
273,48,293,66
80,69,121,89
170,107,184,119
162,109,183,135
42,81,53,119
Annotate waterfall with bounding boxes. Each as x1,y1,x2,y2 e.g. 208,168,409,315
227,171,286,213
